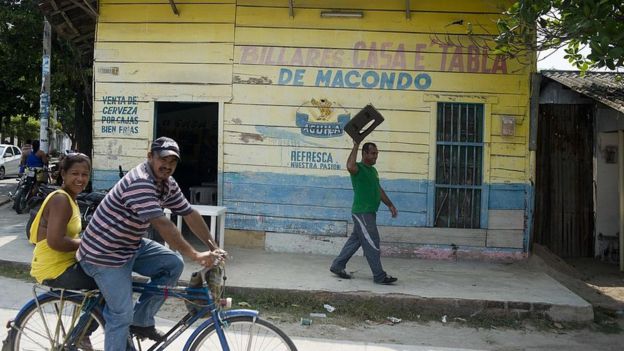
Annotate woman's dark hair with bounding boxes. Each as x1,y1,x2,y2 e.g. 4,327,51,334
32,140,40,152
60,153,91,174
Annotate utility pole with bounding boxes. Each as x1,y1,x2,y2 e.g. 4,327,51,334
39,18,51,153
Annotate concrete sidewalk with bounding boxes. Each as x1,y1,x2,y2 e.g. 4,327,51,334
0,202,593,322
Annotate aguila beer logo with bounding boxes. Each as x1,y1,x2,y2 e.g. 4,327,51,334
295,98,350,138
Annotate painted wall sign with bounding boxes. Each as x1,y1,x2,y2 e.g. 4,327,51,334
280,68,432,90
289,149,341,170
239,41,508,74
295,98,350,138
100,95,140,135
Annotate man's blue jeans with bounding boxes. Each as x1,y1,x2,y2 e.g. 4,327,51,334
80,239,184,351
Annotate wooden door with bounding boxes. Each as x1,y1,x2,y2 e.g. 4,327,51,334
533,104,594,258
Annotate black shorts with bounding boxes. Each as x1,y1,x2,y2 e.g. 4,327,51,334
42,262,98,290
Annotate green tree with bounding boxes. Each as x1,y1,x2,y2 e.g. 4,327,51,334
7,115,40,143
0,0,41,127
494,0,624,71
0,0,92,150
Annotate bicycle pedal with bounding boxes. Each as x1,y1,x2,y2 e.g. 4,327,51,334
132,333,145,341
130,325,165,342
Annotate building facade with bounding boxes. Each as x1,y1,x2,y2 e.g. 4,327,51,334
91,0,535,260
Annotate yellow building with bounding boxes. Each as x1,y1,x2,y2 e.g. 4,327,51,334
91,0,535,259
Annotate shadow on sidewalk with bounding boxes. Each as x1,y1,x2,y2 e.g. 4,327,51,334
531,244,624,313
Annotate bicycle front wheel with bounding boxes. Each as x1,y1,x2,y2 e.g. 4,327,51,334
188,316,297,351
6,294,105,351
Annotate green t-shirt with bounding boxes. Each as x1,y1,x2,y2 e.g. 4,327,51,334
351,162,381,213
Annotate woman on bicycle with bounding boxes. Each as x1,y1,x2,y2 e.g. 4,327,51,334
29,152,96,290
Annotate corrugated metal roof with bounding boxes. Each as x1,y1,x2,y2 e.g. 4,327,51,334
541,70,624,113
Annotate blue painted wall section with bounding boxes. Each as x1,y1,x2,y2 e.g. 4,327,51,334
94,169,532,237
224,172,529,235
488,183,528,210
92,169,124,190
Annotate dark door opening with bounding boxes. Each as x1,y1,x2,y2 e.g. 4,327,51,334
533,104,594,258
154,102,219,204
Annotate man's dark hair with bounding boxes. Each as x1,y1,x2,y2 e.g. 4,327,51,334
362,142,377,153
32,140,40,152
25,139,32,144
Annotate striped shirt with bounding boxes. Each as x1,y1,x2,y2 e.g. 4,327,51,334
77,162,192,267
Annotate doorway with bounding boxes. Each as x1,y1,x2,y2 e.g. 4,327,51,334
533,104,594,258
154,102,219,203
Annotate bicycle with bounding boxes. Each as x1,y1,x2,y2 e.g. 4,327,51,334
3,266,298,351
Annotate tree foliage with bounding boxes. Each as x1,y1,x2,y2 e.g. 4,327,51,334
494,0,624,71
0,0,41,122
0,0,91,148
7,115,40,143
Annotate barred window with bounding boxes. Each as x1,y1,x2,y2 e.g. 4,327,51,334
434,103,484,228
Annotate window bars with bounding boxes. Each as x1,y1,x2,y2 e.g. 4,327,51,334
434,103,484,228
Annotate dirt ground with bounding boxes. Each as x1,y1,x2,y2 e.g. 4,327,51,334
159,297,624,351
156,249,624,350
159,252,624,351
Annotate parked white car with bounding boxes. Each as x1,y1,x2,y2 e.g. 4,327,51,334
0,144,23,179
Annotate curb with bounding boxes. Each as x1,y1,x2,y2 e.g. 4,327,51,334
0,259,30,272
0,197,11,207
0,259,593,323
224,286,594,323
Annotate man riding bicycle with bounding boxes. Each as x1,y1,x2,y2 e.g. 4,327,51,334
78,136,227,351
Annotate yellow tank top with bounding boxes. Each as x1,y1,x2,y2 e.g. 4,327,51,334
30,189,82,283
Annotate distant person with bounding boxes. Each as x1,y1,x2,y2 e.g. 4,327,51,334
330,141,399,285
21,140,48,169
18,139,32,175
21,139,32,155
29,153,96,289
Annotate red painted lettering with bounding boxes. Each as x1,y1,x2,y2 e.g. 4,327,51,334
259,47,269,64
320,49,332,66
265,47,276,65
379,42,393,69
353,41,366,68
467,46,480,72
491,55,507,74
240,46,258,64
413,43,425,70
438,43,451,71
481,48,490,73
291,48,304,66
333,49,344,66
366,42,379,69
276,47,287,65
448,46,464,72
305,48,321,66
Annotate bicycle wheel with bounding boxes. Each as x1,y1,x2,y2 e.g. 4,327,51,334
188,316,297,351
6,294,105,351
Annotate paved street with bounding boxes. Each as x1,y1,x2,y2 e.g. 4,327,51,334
1,274,623,351
0,277,482,351
0,177,19,201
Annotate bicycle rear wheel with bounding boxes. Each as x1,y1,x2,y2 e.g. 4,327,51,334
5,294,105,350
12,186,27,214
188,315,297,351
